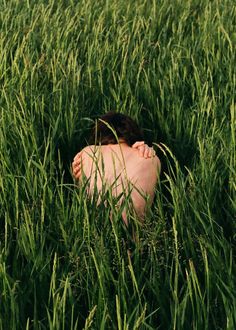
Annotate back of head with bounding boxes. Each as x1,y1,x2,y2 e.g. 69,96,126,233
90,112,144,146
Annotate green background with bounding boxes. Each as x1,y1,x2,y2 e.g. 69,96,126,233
0,0,235,329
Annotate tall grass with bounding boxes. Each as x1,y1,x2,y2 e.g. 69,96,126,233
0,0,235,328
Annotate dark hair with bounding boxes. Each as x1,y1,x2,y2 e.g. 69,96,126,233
90,112,144,146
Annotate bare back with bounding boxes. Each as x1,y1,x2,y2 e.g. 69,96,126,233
80,143,160,220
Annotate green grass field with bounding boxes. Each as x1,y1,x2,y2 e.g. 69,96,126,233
0,0,235,329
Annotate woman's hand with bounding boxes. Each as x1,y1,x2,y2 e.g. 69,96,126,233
132,141,155,158
72,151,83,180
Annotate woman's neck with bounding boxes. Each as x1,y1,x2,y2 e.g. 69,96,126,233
118,139,127,144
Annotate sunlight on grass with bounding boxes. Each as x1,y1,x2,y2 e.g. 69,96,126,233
0,0,235,329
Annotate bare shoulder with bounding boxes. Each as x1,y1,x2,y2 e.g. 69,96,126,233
148,155,161,166
81,145,100,158
139,155,161,173
81,145,96,153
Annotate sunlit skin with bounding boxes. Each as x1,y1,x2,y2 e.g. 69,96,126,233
72,141,161,224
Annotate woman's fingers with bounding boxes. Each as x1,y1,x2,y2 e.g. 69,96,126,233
135,143,155,158
132,142,156,158
148,147,155,158
73,166,81,179
73,162,81,173
138,145,147,158
72,151,83,179
144,146,150,158
132,141,145,149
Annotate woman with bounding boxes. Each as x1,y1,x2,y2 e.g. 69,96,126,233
72,112,161,224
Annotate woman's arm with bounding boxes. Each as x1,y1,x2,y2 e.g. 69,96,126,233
72,142,155,181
